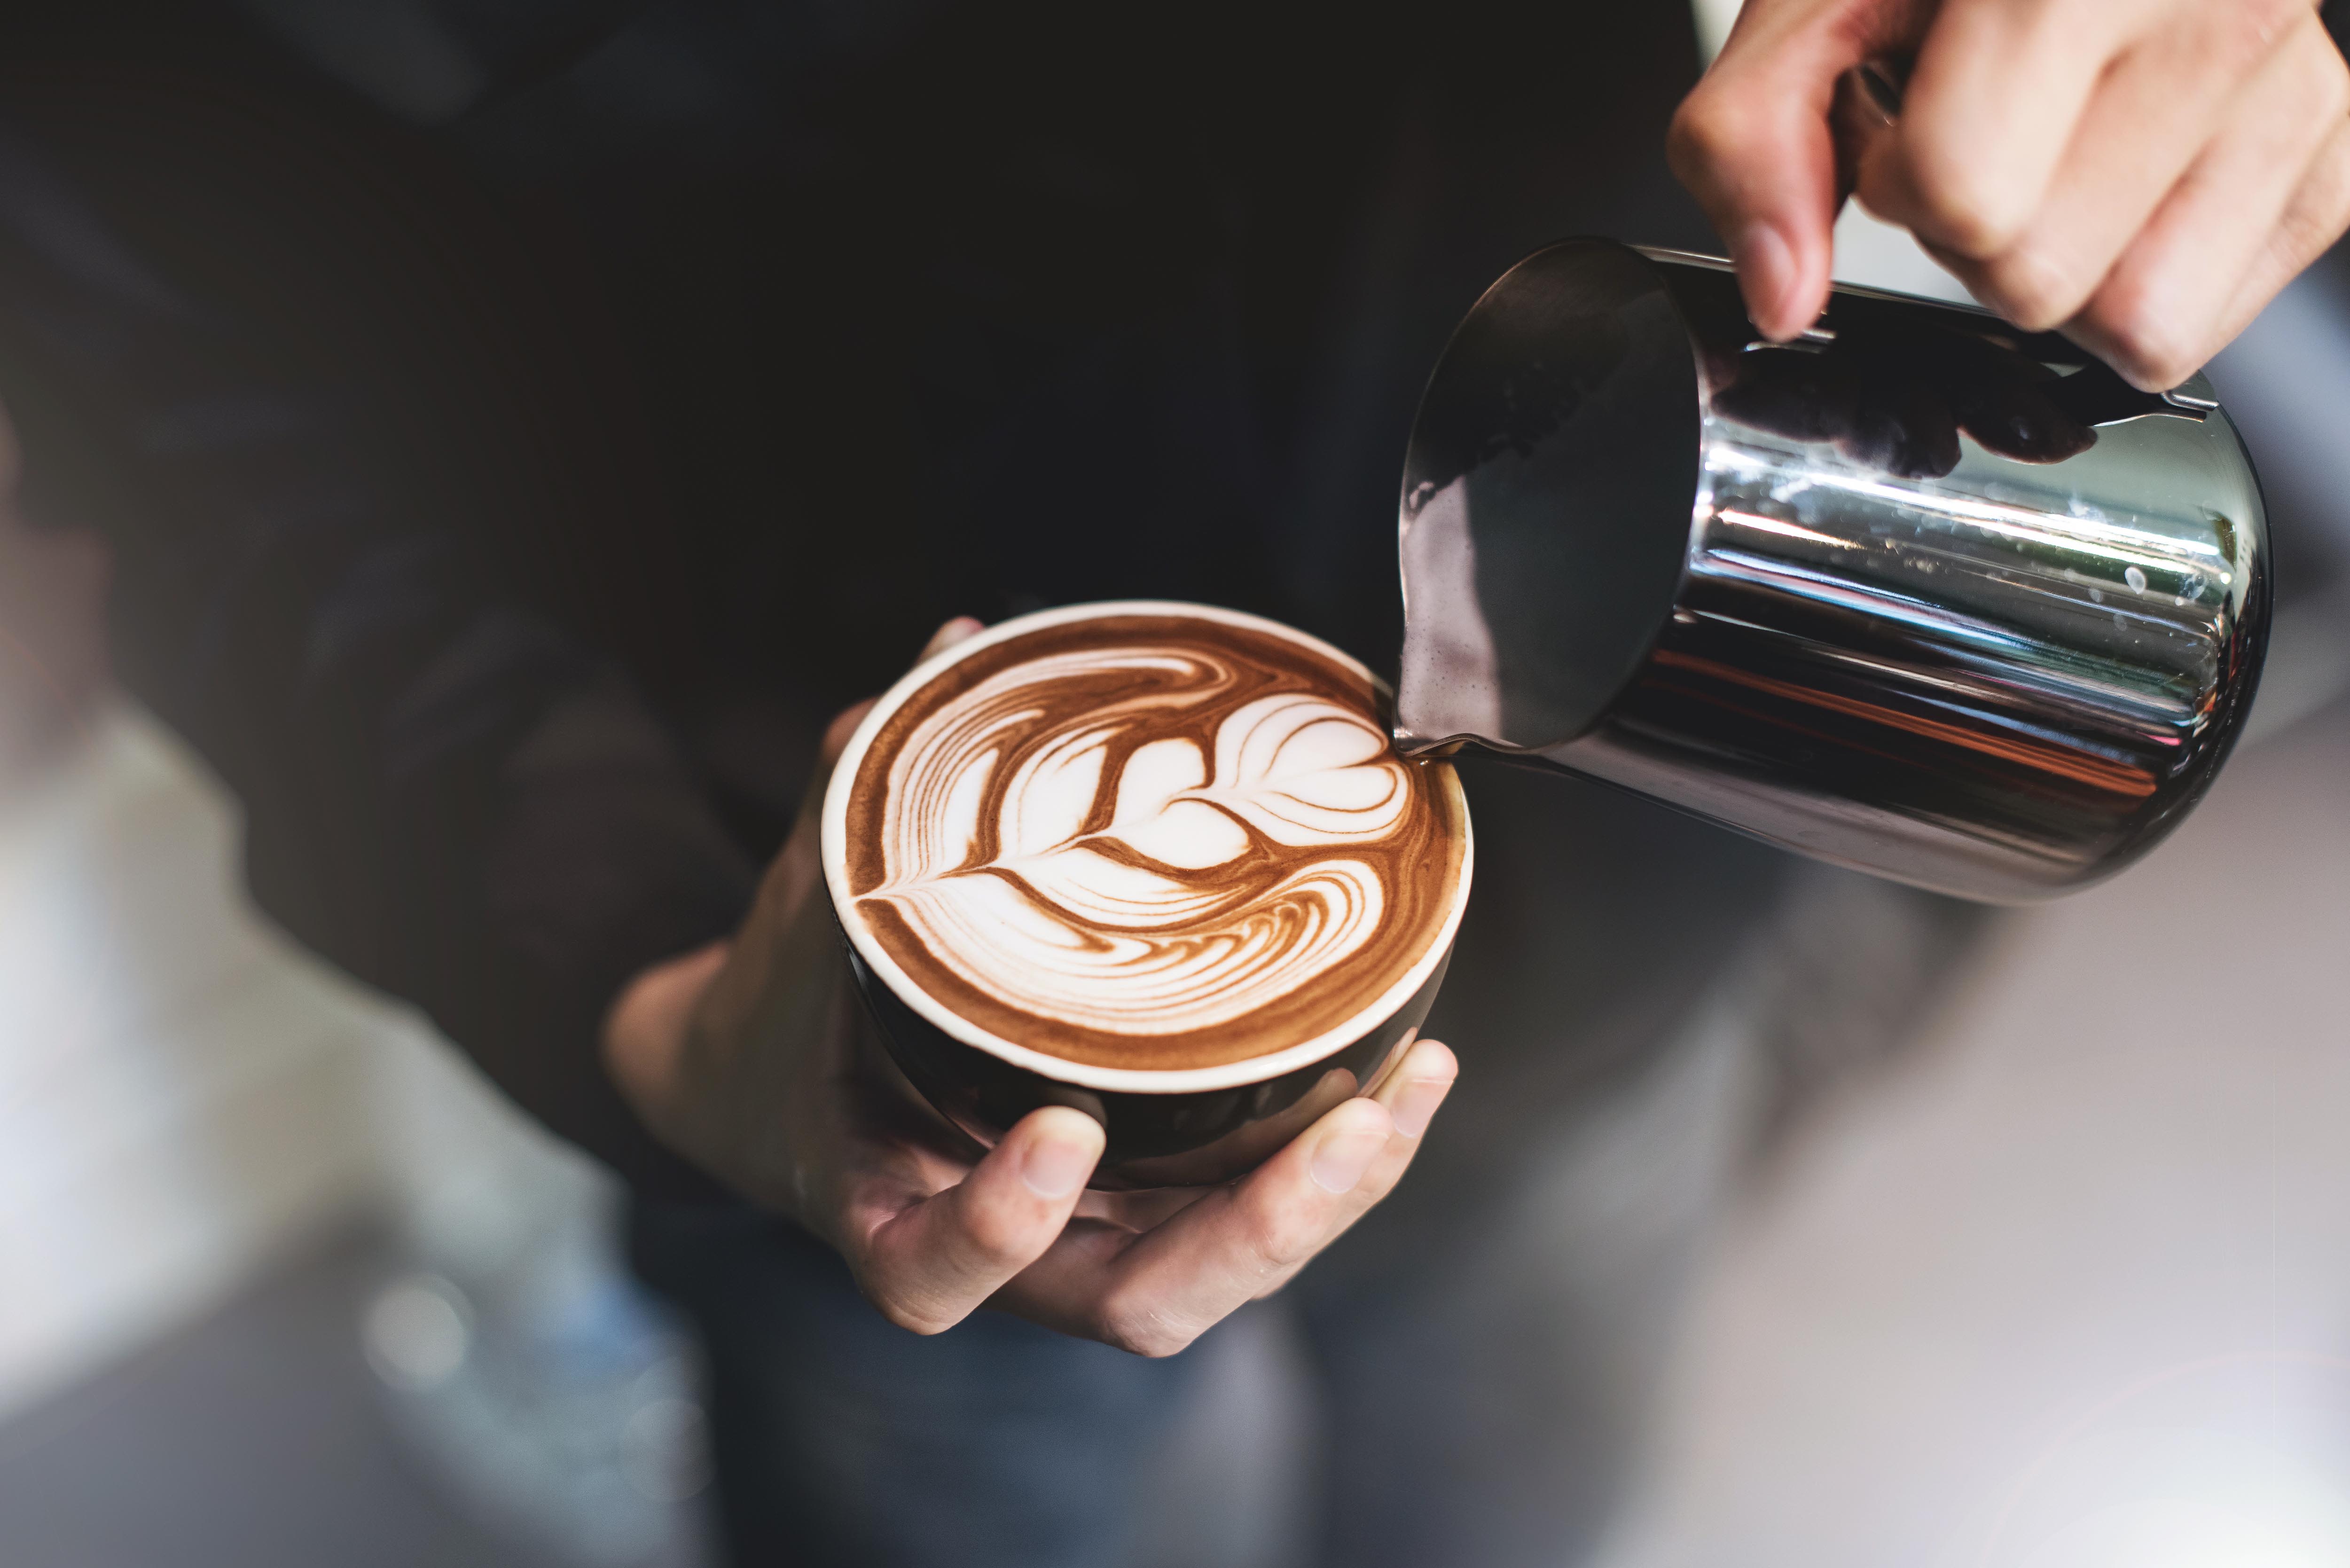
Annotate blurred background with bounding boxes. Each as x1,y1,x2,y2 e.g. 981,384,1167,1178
5,2,2350,1566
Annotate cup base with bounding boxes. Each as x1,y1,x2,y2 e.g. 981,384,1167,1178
846,939,1452,1190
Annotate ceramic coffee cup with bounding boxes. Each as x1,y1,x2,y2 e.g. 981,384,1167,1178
821,601,1473,1189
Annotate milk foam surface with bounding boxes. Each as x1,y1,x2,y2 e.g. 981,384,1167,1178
839,612,1468,1071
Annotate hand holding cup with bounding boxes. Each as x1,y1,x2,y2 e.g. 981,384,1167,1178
604,617,1461,1354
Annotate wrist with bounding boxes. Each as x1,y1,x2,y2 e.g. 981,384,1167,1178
603,941,731,1134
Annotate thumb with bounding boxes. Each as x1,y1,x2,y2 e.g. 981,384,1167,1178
848,1106,1105,1334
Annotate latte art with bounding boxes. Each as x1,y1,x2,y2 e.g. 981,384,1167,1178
838,611,1470,1071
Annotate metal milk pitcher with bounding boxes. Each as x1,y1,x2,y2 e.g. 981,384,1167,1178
1394,239,2270,902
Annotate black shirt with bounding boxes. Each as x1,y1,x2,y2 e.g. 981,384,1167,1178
0,0,1782,1195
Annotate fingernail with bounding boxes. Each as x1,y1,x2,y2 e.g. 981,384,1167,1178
1733,221,1800,338
1309,1124,1389,1194
1388,1076,1455,1141
1021,1133,1095,1199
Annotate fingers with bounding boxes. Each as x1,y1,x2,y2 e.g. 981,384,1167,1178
1281,1035,1461,1260
2071,18,2350,388
995,1039,1460,1356
1858,0,2138,258
1677,0,2348,384
1669,0,1869,339
1371,1036,1459,1142
1878,0,2343,388
843,1105,1106,1334
1912,1,2310,332
1000,1096,1397,1354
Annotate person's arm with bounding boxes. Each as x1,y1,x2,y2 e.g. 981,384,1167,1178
1670,0,2350,390
0,125,752,1198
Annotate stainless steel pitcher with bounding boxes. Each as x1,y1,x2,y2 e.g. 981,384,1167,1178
1394,239,2270,902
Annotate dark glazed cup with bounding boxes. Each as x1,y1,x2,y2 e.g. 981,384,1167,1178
822,602,1473,1190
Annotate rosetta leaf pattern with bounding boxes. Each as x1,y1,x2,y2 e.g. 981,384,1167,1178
867,677,1415,1038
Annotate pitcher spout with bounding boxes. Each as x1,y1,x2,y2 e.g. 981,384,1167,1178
1391,733,1468,760
1394,474,1518,759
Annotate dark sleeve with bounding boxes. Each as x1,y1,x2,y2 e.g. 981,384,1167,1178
0,125,752,1200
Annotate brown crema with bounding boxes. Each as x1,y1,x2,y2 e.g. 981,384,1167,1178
842,612,1469,1071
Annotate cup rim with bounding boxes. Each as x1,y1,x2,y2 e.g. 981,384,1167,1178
820,599,1474,1094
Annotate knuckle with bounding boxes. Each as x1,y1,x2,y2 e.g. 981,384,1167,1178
2302,184,2350,264
1982,0,2104,67
1982,246,2084,332
2084,289,2196,391
2272,206,2337,282
1979,0,2065,34
1351,1148,1411,1206
2198,0,2324,92
1092,1296,1196,1359
1238,1196,1322,1274
2297,36,2350,127
2237,0,2312,50
2256,132,2350,285
1666,87,1750,187
956,1203,1034,1270
2121,349,2195,395
2315,56,2350,125
1903,148,2025,258
870,1289,957,1337
2309,129,2350,226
